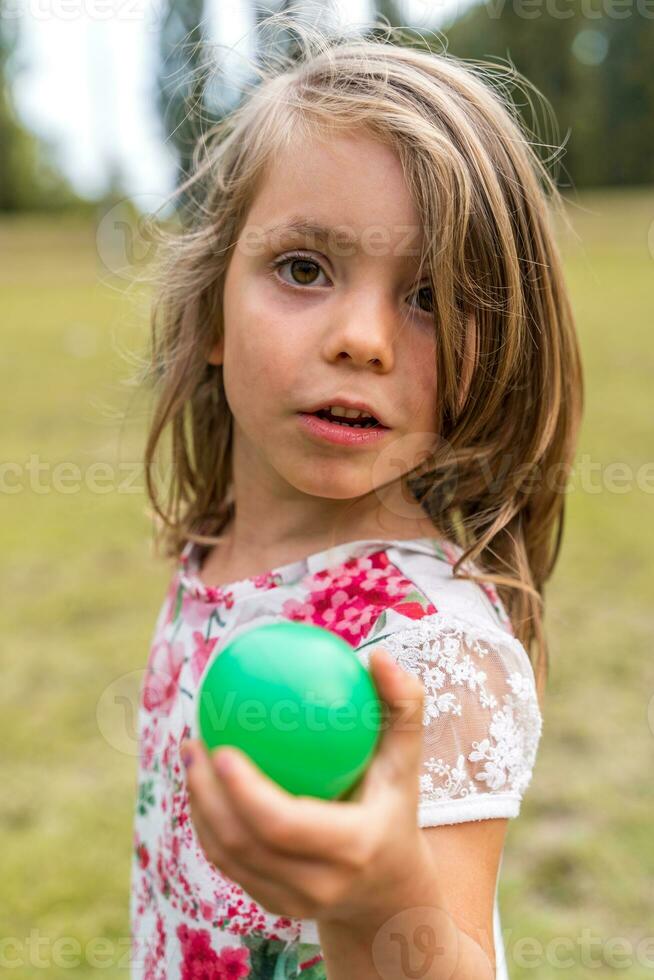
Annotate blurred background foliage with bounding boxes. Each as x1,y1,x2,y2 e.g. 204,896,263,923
1,0,654,213
0,0,84,210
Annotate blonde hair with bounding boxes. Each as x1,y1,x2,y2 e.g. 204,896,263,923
137,16,584,706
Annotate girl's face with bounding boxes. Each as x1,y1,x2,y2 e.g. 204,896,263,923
208,130,440,522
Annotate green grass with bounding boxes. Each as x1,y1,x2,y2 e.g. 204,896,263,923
1,189,653,978
502,187,654,978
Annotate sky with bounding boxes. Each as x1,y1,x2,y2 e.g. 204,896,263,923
10,0,464,202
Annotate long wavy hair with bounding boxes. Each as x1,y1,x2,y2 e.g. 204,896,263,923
135,15,584,706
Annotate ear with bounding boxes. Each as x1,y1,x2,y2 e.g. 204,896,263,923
457,311,477,415
207,338,223,366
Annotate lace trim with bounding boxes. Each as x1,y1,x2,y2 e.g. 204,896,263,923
367,612,543,812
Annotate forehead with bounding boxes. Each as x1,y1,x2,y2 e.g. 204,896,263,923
242,130,427,260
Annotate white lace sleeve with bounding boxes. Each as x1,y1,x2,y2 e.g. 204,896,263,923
375,612,543,827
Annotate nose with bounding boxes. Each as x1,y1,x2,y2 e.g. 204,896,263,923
322,293,398,371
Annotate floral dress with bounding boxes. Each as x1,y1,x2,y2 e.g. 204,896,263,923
130,535,542,979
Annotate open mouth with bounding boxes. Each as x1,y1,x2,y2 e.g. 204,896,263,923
310,408,385,429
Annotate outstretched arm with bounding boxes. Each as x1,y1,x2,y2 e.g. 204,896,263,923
318,817,505,979
181,646,504,978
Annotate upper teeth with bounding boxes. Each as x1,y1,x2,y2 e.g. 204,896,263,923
326,406,374,420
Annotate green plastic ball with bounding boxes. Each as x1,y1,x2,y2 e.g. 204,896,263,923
196,621,383,800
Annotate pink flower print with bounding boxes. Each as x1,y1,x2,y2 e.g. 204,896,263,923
273,917,294,932
163,578,182,628
215,945,251,978
439,539,462,567
281,549,426,647
141,741,155,771
190,631,218,686
176,925,251,979
281,598,316,620
200,900,215,922
204,586,236,608
181,590,220,628
482,581,499,604
136,841,150,869
176,924,219,977
143,911,167,980
142,638,185,714
251,571,280,591
392,600,437,620
140,717,164,771
300,953,325,971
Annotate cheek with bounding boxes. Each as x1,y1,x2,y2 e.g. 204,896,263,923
222,276,299,403
404,330,437,422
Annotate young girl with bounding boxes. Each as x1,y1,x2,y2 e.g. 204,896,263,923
130,18,583,980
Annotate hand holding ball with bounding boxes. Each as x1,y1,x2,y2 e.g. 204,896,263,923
196,622,384,800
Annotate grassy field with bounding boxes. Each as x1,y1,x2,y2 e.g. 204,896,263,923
1,188,653,978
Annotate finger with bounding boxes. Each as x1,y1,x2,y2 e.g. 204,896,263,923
183,737,240,843
183,739,345,889
359,646,425,795
202,741,367,866
192,804,318,920
183,743,332,915
183,746,233,860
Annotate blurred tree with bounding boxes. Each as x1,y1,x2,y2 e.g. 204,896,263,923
253,0,306,63
372,0,404,28
0,3,82,211
598,17,654,185
154,0,653,194
442,4,654,188
156,0,216,214
156,0,339,216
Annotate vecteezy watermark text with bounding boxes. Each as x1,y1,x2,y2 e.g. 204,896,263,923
2,452,653,497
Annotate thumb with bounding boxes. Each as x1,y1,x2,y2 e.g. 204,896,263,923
367,645,425,783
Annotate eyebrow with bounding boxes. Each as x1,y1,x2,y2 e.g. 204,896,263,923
259,215,429,274
261,217,362,251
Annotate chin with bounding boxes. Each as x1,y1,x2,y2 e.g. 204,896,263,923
283,463,380,502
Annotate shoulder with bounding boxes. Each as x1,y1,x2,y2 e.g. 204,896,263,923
356,537,541,734
369,536,517,642
354,540,543,825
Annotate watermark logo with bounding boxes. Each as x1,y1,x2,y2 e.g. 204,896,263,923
371,905,462,979
96,194,174,280
96,668,145,757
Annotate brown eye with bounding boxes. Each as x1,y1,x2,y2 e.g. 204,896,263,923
271,252,329,289
412,285,434,314
288,258,321,285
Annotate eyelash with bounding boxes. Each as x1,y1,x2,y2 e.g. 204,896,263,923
268,250,434,315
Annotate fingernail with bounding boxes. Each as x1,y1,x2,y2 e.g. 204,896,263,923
378,648,398,670
214,751,233,777
181,743,193,768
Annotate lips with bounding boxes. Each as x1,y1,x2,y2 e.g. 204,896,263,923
311,408,382,428
297,411,391,446
301,400,389,428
